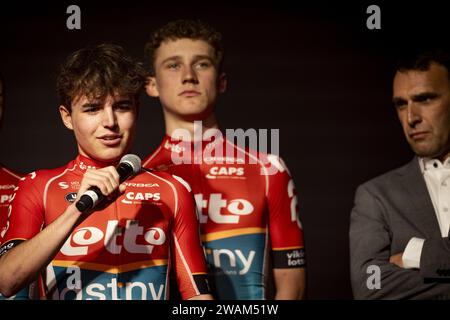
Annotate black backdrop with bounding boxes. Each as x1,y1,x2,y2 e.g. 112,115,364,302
0,0,448,299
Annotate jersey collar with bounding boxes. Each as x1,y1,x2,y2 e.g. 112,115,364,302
75,154,119,173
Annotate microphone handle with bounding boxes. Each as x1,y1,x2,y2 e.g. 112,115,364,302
75,186,104,212
116,162,135,183
75,162,137,212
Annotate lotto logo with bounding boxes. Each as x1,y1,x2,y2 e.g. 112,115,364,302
194,193,254,224
60,220,166,256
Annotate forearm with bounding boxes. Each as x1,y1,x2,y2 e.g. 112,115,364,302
274,268,306,300
0,204,81,297
349,184,441,299
351,258,442,299
420,237,450,279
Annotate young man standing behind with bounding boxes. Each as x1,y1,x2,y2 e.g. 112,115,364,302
143,20,306,300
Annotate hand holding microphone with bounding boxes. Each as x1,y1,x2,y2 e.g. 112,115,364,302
75,154,141,213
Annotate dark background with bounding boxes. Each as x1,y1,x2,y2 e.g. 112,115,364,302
0,0,448,299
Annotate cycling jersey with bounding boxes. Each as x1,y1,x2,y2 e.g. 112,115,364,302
0,155,209,300
143,135,305,299
0,165,21,238
0,165,33,300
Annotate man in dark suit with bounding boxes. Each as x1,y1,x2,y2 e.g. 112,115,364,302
350,48,450,299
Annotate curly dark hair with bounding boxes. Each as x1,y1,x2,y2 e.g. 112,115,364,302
57,43,147,111
144,19,224,76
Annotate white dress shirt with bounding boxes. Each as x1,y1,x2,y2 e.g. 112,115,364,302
402,157,450,269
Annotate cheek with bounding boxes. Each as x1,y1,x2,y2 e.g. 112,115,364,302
158,74,178,94
428,105,449,132
72,116,96,138
119,114,137,132
436,116,450,137
203,76,219,95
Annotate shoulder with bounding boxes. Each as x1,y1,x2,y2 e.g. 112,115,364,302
0,165,23,181
226,138,291,174
139,169,192,194
142,140,169,169
253,150,292,179
17,163,74,191
356,158,417,196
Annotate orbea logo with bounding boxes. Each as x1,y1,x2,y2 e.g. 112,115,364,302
194,193,254,224
123,182,159,188
206,166,245,179
60,220,166,256
121,192,161,204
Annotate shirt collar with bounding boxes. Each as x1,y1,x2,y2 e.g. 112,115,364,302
419,156,450,173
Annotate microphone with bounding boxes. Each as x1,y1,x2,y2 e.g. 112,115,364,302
75,154,141,213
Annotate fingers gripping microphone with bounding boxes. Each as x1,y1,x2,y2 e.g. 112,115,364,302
75,154,142,213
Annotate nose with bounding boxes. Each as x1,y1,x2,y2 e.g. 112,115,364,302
182,66,199,85
102,106,118,129
407,103,422,128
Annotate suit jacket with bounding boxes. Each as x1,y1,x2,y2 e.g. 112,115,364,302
350,157,450,299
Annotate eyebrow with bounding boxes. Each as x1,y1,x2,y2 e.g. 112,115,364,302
81,102,101,109
113,99,134,106
392,91,439,105
411,92,439,101
81,99,133,108
160,55,214,65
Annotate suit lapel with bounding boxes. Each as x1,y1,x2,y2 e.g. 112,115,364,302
398,157,441,238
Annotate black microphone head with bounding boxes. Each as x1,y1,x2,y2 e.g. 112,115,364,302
120,154,141,174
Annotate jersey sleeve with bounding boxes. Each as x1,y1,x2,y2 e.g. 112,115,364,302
170,176,210,299
0,172,45,256
266,155,306,269
0,172,44,300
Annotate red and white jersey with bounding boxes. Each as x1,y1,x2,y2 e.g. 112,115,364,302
0,164,22,241
143,135,305,299
0,155,209,300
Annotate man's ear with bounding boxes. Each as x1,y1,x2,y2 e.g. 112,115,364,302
218,73,227,94
145,76,160,97
59,105,74,130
